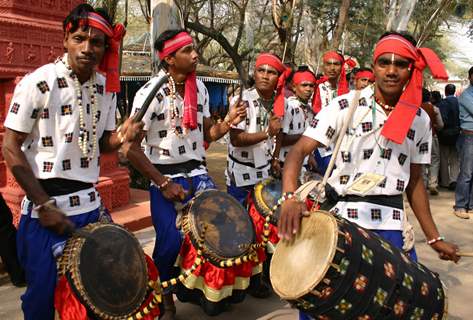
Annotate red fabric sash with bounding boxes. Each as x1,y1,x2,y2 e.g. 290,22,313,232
355,70,374,81
293,71,316,85
373,35,448,144
158,32,198,130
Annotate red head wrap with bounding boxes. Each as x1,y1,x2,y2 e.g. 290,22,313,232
373,35,448,144
355,70,375,82
292,71,316,85
66,12,126,93
254,53,290,117
313,51,356,113
158,31,198,130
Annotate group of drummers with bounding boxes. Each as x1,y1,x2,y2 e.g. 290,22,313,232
3,3,462,320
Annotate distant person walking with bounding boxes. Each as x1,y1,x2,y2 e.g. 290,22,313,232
454,67,473,219
438,84,460,189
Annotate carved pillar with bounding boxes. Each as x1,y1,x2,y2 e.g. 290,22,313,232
0,0,131,224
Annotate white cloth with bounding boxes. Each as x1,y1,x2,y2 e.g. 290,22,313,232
131,70,210,178
317,81,337,157
279,96,310,163
304,86,432,230
226,88,274,187
4,58,116,184
21,187,101,218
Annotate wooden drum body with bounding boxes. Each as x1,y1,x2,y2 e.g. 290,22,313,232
270,212,447,320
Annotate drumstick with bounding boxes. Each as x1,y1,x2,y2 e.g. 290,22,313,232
457,252,473,257
132,74,169,122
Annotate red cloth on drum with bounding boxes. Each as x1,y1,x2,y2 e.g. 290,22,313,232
178,234,265,291
54,254,160,320
246,196,280,245
54,276,88,320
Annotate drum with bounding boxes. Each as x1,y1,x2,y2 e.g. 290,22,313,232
55,223,161,320
176,189,263,313
181,190,258,267
270,212,447,320
252,178,282,226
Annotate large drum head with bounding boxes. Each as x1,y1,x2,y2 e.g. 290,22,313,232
72,224,148,318
188,190,255,260
270,211,338,299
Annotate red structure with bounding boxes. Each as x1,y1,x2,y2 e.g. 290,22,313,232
0,0,130,224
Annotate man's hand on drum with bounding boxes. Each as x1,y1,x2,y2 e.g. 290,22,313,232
431,240,460,263
161,181,187,202
278,198,307,240
38,204,75,235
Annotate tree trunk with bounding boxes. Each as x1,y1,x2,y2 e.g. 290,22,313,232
331,0,351,50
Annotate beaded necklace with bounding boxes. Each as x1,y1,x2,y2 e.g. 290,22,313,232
166,73,187,138
61,55,98,161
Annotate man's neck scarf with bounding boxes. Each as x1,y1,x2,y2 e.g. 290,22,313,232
66,12,126,93
254,53,291,117
373,35,448,144
158,31,198,130
312,51,356,114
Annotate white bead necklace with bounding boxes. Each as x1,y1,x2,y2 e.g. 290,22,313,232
62,55,99,161
167,73,187,138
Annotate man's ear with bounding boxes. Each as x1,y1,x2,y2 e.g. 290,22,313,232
164,55,174,67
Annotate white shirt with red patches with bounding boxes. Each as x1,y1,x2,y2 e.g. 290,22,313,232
304,86,432,230
279,96,311,162
5,57,116,216
131,69,210,178
226,88,274,187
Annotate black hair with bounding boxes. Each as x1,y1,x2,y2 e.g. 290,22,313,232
431,90,442,105
378,31,417,47
445,84,456,96
154,29,186,69
422,88,431,103
469,66,473,78
63,4,112,34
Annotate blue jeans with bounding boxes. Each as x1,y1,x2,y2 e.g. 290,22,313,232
455,134,473,210
150,174,216,283
17,206,100,320
314,149,331,175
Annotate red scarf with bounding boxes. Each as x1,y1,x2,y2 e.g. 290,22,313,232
312,51,356,114
292,71,316,85
159,32,198,130
67,12,126,93
254,53,289,117
355,70,375,82
373,35,448,144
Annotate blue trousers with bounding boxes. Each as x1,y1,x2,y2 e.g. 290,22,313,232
150,174,216,283
227,183,254,206
455,134,473,210
17,207,100,320
299,229,417,320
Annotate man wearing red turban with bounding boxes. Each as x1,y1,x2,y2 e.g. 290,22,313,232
3,4,145,319
124,29,246,319
279,32,460,298
354,67,375,90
